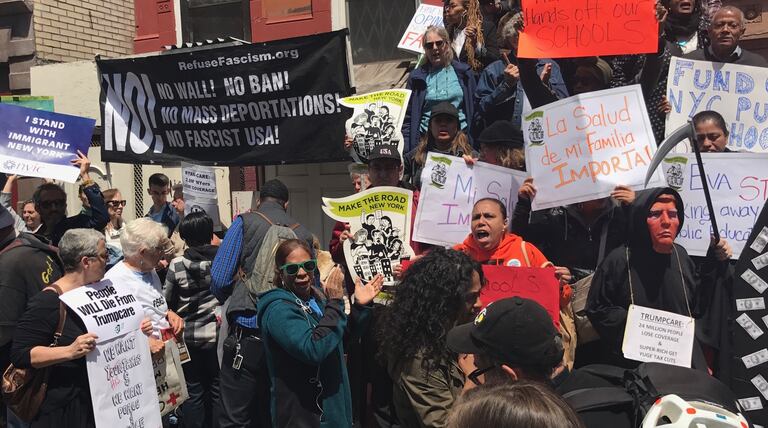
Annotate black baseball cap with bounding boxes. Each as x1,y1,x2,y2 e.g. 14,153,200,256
366,144,402,164
446,297,563,368
430,102,459,121
477,120,524,150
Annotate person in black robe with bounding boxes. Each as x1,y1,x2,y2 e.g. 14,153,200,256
585,187,731,370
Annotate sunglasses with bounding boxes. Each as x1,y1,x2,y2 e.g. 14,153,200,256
467,365,496,385
425,40,445,50
107,200,127,208
39,199,66,209
280,259,317,276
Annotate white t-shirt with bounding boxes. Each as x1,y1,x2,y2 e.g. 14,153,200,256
105,261,171,339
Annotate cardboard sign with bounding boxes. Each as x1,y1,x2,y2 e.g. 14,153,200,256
153,340,189,416
666,58,768,152
185,194,222,231
322,186,415,287
0,103,94,182
622,304,695,368
61,281,162,427
480,265,560,327
60,279,144,343
523,85,664,210
85,330,162,428
663,153,768,259
398,3,444,54
182,163,217,199
413,153,527,247
517,0,657,58
340,90,411,164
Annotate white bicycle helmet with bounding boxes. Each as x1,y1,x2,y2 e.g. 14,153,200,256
642,394,750,428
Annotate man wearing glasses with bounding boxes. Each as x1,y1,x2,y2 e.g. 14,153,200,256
446,296,633,427
32,150,108,246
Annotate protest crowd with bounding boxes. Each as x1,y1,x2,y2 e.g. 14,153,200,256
2,0,768,427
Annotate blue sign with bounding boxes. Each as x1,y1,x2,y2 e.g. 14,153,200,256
0,103,95,182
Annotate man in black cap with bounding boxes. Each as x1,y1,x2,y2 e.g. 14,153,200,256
471,119,526,170
211,178,314,428
447,296,634,428
447,296,564,386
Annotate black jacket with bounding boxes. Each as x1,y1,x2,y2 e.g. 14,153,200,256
511,197,630,281
585,188,723,369
0,233,64,369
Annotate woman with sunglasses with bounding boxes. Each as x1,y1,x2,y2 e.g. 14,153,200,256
378,248,484,428
257,239,384,428
102,188,127,251
402,25,476,153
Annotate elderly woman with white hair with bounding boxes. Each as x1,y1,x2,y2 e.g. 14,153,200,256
10,229,106,427
104,218,184,357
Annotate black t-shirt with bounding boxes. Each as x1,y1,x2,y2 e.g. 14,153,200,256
10,289,94,423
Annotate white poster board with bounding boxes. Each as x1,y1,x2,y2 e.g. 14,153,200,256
182,163,217,199
663,152,768,259
666,58,768,152
413,152,528,247
522,85,664,210
397,4,444,54
61,280,162,428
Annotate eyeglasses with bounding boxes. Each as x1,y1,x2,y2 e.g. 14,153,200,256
39,199,66,210
280,259,317,276
107,200,127,208
424,40,445,50
467,365,496,385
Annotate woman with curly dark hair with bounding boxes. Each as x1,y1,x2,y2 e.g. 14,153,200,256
378,248,484,427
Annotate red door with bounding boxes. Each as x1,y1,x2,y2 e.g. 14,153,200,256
250,0,331,42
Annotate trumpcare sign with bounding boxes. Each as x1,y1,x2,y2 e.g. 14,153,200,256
98,30,352,165
60,280,162,428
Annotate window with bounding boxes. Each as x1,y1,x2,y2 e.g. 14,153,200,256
262,0,312,21
347,0,418,64
183,0,251,42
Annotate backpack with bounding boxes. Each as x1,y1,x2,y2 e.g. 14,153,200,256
563,363,744,427
241,211,300,302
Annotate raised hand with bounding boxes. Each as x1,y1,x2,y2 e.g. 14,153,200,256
354,274,384,306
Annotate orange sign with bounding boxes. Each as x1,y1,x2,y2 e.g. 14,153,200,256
517,0,658,58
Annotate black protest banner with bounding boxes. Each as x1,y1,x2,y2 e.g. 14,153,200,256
731,199,768,424
98,30,352,165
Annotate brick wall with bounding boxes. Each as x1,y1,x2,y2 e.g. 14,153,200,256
33,0,134,62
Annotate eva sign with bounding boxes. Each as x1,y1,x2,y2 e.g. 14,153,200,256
622,304,695,368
